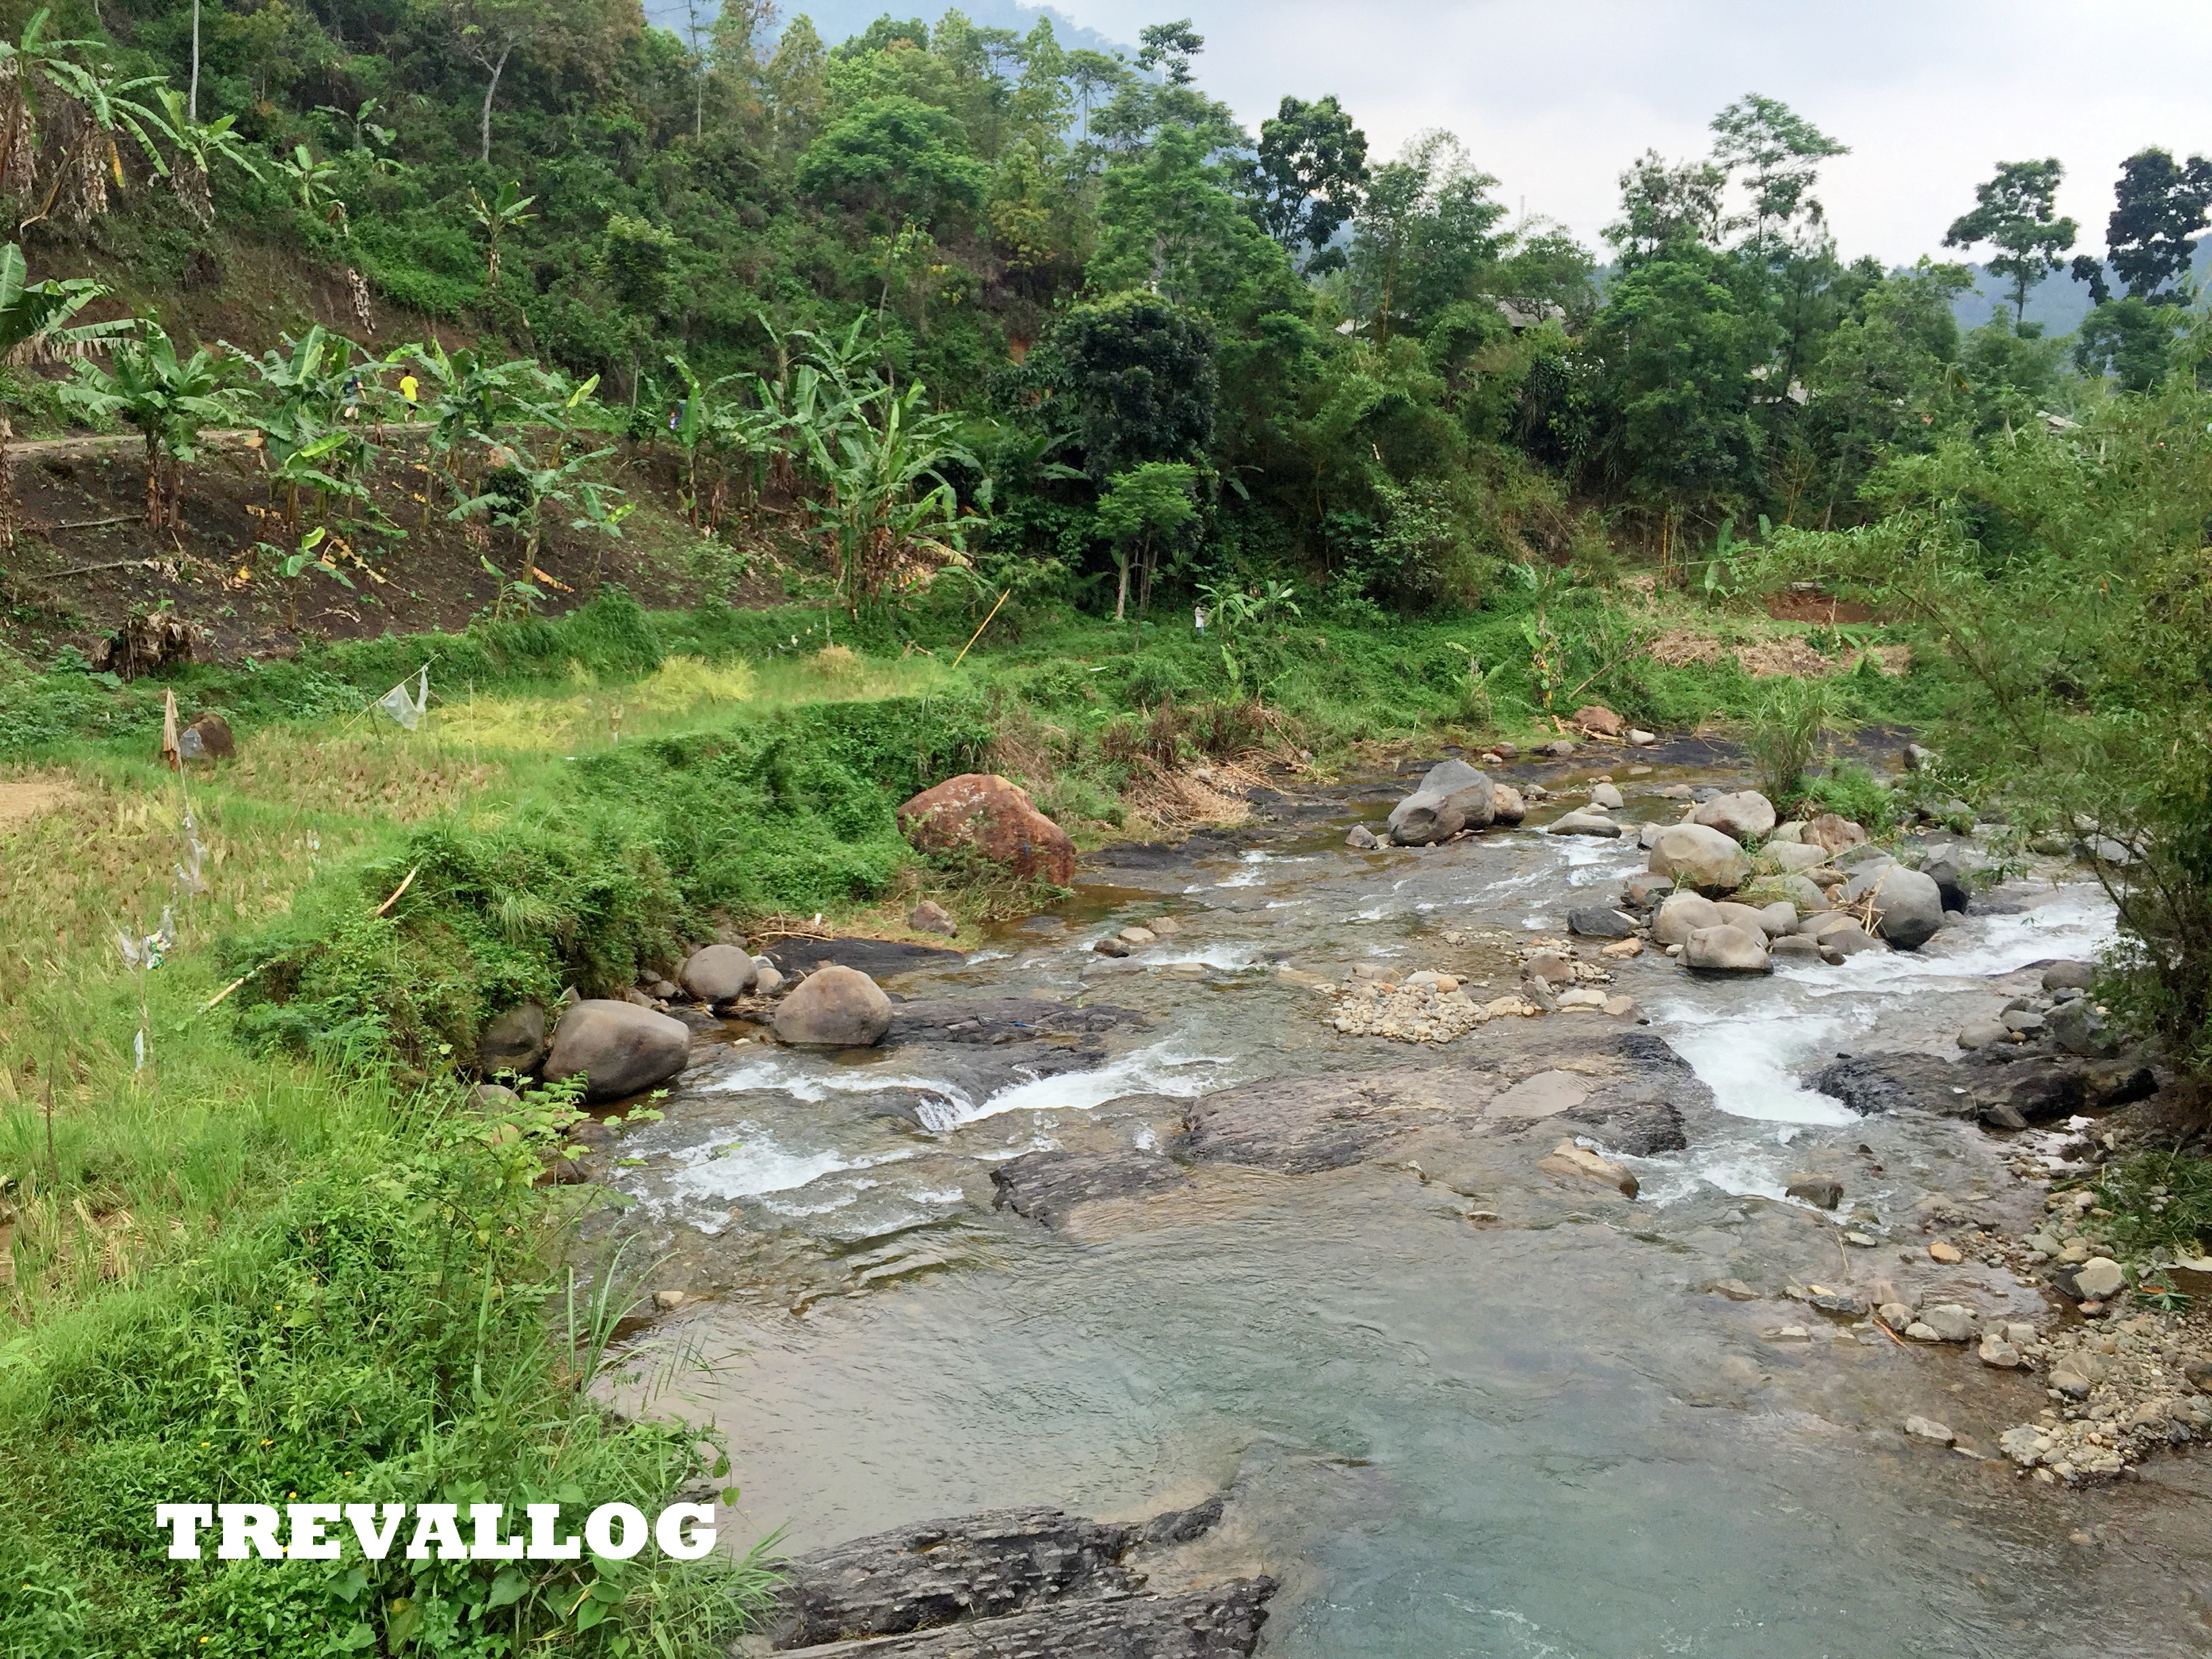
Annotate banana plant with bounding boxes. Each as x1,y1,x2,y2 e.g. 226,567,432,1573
146,87,262,226
449,445,628,620
276,143,347,233
663,354,785,530
0,241,129,545
60,321,231,528
235,325,377,531
800,377,981,617
468,179,536,287
0,9,170,233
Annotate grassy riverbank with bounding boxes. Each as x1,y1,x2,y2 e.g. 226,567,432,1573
0,582,1947,1652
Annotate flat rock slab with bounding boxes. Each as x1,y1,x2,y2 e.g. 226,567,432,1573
889,998,1148,1046
774,1582,1277,1658
991,1149,1191,1228
1171,1027,1704,1172
1082,837,1240,871
766,939,968,980
1486,1069,1593,1120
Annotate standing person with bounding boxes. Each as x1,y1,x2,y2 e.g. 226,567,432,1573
398,369,419,419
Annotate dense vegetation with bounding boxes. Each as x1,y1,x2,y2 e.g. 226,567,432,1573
2,3,2212,1653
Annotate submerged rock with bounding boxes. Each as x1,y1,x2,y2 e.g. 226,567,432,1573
991,1149,1189,1228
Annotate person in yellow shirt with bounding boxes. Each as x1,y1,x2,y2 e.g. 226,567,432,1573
398,371,419,418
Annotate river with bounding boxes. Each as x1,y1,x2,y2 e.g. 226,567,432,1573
595,757,2212,1658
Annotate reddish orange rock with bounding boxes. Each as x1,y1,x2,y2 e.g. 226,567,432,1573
897,773,1076,885
1572,703,1624,737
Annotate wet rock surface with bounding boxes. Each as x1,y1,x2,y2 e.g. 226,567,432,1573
760,1500,1271,1658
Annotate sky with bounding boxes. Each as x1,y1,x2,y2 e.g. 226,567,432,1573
727,0,2212,268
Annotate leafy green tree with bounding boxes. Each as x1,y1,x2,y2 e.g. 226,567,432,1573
1048,292,1217,484
1605,149,1726,264
1944,159,2076,325
1064,46,1130,148
1090,120,1296,318
802,373,979,616
1096,459,1197,619
796,94,987,229
1803,259,1971,518
1708,93,1848,257
1584,242,1779,522
2070,147,2212,306
61,321,230,529
1136,19,1204,85
1349,132,1506,343
2074,298,2177,392
147,85,263,227
1248,94,1368,268
441,0,636,163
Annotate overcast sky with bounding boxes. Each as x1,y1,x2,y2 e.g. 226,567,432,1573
1028,0,2212,264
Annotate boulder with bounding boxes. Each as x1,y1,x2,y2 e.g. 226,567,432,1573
897,773,1077,884
1387,760,1496,844
1626,728,1657,746
1775,874,1830,913
1916,1303,1980,1342
1546,808,1622,838
2042,960,2095,992
1919,855,1971,914
1537,1139,1639,1198
1785,1174,1843,1209
1691,790,1778,844
1682,924,1772,974
1713,901,1772,935
1622,872,1674,908
1654,898,1716,946
1653,891,1725,945
1769,821,1805,844
2072,1257,2126,1300
1820,923,1883,958
751,960,785,996
1853,865,1945,950
1759,842,1830,874
2045,997,2115,1057
1490,785,1527,826
773,966,894,1048
1345,824,1381,850
476,1002,548,1076
1568,905,1638,939
1957,1019,2010,1050
1903,1416,1957,1445
544,1000,690,1101
1647,823,1751,894
1769,934,1823,961
176,711,236,763
1572,704,1624,737
680,943,758,1003
1805,813,1869,856
1590,782,1625,810
1755,901,1799,937
909,900,960,937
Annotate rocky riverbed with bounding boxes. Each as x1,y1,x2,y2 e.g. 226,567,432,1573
569,743,2212,1658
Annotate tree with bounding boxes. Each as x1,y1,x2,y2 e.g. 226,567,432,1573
1135,20,1203,85
0,9,169,232
61,321,230,529
1708,93,1848,257
796,95,987,230
2070,148,2212,306
1944,159,2076,325
1605,150,1725,263
441,0,632,163
1064,47,1129,148
801,375,979,616
1248,94,1368,267
148,86,264,227
1049,292,1217,483
468,180,537,287
2074,298,2177,392
1096,459,1197,619
1349,131,1505,343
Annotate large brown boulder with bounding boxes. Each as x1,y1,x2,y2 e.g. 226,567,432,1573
773,965,893,1048
1572,704,1624,737
680,943,756,1003
1691,790,1778,844
544,1000,690,1101
897,773,1076,885
1386,760,1495,845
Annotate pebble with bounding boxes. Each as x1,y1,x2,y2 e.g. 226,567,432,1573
1928,1240,1964,1263
1711,1278,1759,1300
1904,1416,1957,1445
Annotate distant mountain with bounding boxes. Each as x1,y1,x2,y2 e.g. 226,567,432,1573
1948,237,2212,336
639,0,1134,60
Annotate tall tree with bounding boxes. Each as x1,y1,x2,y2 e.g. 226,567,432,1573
1048,291,1216,484
2070,147,2212,306
1943,159,2076,325
1708,93,1847,257
443,0,632,163
1349,131,1504,344
1248,94,1368,268
1604,150,1726,264
1135,18,1203,85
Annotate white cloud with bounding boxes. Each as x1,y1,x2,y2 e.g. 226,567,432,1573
1041,0,2212,262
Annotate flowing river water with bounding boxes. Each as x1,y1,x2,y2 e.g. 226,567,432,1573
594,757,2212,1658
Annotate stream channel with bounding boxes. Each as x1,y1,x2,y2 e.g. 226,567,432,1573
595,754,2212,1658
